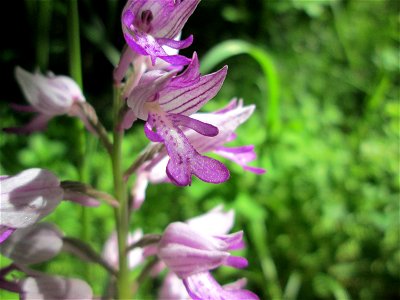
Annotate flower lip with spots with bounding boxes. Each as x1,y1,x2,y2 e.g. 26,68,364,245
127,52,230,186
130,99,265,209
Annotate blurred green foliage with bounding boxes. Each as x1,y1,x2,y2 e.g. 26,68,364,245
1,0,399,299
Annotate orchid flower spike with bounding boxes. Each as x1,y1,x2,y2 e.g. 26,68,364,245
156,206,259,299
121,0,199,66
131,99,265,210
4,67,92,134
126,53,229,187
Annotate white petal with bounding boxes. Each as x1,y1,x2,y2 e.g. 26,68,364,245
21,275,92,300
0,223,62,265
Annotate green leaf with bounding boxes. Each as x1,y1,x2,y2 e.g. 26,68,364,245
200,40,281,139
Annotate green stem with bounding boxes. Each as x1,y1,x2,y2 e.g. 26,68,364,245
67,0,83,87
112,86,131,300
67,0,91,282
37,0,52,71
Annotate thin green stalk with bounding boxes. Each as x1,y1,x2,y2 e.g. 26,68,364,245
200,40,281,140
37,0,52,71
67,0,91,282
112,86,131,300
68,0,82,87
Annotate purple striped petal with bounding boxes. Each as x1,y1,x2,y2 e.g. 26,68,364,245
160,66,228,116
153,0,200,39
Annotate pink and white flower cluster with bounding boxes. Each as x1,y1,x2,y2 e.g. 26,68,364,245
116,0,264,187
103,206,259,299
1,0,264,299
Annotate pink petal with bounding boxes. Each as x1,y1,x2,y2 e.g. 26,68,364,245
186,205,235,236
157,54,192,66
225,256,248,269
147,111,229,186
165,52,200,89
3,114,52,134
170,113,218,137
158,222,245,278
119,109,138,131
190,155,230,184
9,103,38,113
131,171,149,211
214,146,266,175
183,272,259,300
158,272,189,300
243,165,266,175
127,70,175,120
157,35,193,50
15,67,81,115
102,229,144,270
113,46,137,83
158,244,229,278
144,122,164,142
62,190,100,207
0,226,15,244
